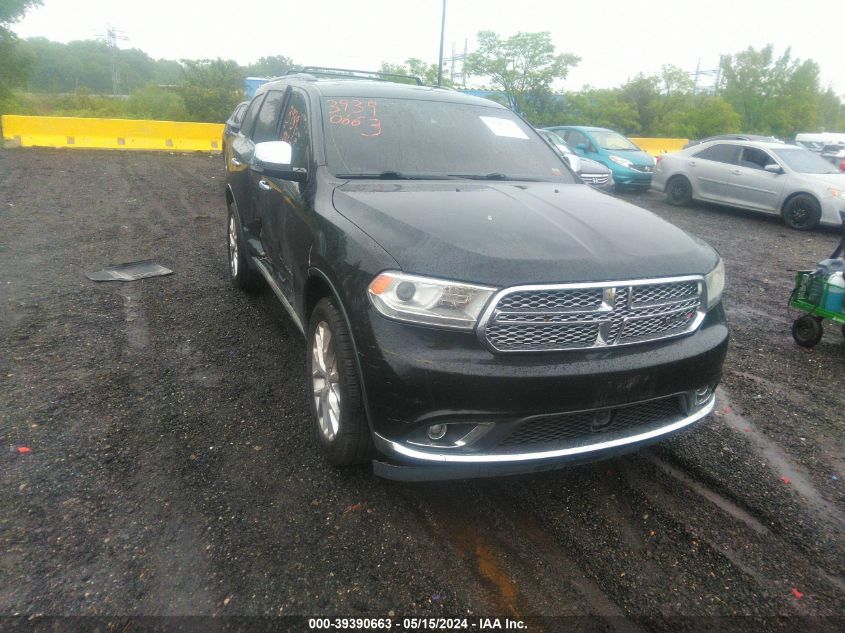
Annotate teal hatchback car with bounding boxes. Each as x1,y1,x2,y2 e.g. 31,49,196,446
544,126,655,191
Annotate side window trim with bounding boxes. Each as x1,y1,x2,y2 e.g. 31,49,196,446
252,90,288,144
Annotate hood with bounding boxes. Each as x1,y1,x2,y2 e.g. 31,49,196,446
332,181,719,287
607,149,654,166
807,173,845,187
579,157,610,174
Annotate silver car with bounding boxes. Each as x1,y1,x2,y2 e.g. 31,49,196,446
652,140,845,230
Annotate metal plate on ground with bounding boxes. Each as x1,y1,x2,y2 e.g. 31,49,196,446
85,260,173,282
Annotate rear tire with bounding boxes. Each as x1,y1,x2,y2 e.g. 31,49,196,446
782,194,821,230
307,297,373,466
227,203,261,292
792,315,823,348
666,176,693,206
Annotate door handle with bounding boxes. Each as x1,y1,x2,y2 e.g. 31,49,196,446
258,179,272,191
230,157,242,167
730,169,741,175
687,160,696,167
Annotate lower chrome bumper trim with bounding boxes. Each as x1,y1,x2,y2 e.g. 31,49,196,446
374,394,714,464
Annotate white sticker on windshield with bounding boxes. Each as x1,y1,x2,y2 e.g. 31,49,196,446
479,116,529,139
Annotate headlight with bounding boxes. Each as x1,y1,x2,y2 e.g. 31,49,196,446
608,155,633,168
368,271,496,329
827,187,845,200
704,259,725,309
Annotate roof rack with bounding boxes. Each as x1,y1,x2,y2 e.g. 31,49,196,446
281,66,424,86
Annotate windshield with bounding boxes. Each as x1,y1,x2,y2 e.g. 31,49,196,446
321,97,575,182
591,130,639,151
773,148,840,174
539,130,572,153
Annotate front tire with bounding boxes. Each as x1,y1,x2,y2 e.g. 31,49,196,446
666,175,693,206
307,297,373,466
227,204,260,292
782,194,821,230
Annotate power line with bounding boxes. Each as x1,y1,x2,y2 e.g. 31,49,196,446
96,25,129,95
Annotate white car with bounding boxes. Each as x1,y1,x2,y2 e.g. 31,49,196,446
652,140,845,230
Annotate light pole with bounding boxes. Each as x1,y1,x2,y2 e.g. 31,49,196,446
437,0,446,87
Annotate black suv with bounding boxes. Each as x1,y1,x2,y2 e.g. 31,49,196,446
224,69,728,480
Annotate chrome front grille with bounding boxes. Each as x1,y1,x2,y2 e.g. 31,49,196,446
581,173,610,185
479,277,704,352
498,288,602,312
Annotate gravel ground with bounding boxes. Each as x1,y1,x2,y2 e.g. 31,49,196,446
1,149,843,631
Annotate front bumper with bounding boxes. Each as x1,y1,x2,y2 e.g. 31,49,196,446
820,196,845,225
372,394,714,480
612,166,653,187
356,304,728,475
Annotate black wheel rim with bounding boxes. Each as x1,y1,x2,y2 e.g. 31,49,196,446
796,321,814,340
670,181,688,202
790,205,809,227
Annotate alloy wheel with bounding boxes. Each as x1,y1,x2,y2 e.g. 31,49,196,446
228,214,238,278
312,321,341,441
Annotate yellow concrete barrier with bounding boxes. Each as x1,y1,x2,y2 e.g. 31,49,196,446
1,115,224,152
629,137,688,156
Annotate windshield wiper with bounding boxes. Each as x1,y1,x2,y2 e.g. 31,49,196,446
336,171,454,180
448,173,541,181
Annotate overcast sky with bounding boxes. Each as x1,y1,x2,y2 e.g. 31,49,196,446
12,0,845,95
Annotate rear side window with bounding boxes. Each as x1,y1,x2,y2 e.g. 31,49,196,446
693,144,740,164
239,94,265,138
252,91,287,143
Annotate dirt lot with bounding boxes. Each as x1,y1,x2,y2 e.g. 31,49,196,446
1,149,843,630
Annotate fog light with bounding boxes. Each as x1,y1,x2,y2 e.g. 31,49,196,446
427,424,447,440
695,386,713,405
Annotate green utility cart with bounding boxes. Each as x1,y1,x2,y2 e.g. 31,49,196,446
789,211,845,348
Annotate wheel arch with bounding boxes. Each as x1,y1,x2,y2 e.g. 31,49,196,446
665,172,692,193
780,190,820,213
304,267,376,434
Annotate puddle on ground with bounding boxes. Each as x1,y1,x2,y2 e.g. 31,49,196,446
716,385,845,528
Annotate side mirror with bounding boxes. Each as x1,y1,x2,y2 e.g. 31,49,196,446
764,163,783,174
228,122,241,133
252,141,307,183
576,143,588,153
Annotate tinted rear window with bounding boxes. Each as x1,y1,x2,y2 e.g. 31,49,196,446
693,144,740,164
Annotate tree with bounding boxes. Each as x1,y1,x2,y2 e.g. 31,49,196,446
177,58,243,122
380,58,451,86
660,95,741,138
126,85,187,121
719,45,828,137
243,55,295,78
463,31,579,112
562,88,641,133
0,0,41,100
